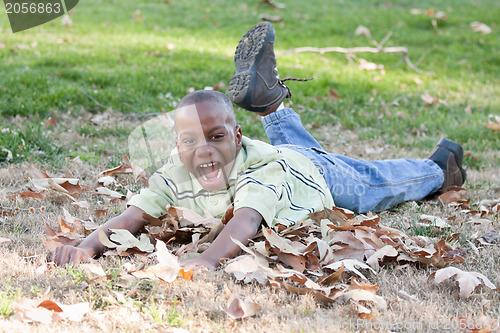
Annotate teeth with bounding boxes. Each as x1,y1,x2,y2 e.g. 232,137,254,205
200,162,217,168
200,168,222,182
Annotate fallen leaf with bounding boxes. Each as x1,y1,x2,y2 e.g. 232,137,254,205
7,191,44,200
364,147,384,155
259,0,286,9
1,148,13,161
328,88,342,100
225,294,261,320
484,115,500,131
104,229,154,254
324,259,376,280
179,269,193,281
14,300,90,323
470,22,492,34
429,267,497,298
366,245,398,271
258,14,282,22
355,25,371,38
95,187,126,200
61,14,73,26
27,166,50,179
439,187,467,204
341,288,387,310
479,231,500,244
132,240,181,282
45,117,57,127
418,214,452,229
262,227,301,255
72,201,90,209
99,156,134,177
358,59,384,73
0,236,11,244
421,92,447,106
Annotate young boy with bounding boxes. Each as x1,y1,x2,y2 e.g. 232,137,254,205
54,22,466,269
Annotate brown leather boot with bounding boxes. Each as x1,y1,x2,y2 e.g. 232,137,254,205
228,22,291,113
428,138,467,190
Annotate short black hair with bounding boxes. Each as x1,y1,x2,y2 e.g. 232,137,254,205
175,90,236,126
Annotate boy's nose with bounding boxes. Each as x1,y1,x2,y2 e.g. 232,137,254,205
195,142,214,157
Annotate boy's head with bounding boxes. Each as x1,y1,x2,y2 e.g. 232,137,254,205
174,90,242,192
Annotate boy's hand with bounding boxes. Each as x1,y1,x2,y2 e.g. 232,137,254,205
52,206,149,267
181,207,262,270
54,245,94,266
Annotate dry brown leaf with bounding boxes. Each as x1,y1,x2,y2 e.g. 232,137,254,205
132,240,182,282
429,267,497,298
80,264,106,277
225,294,261,320
225,255,276,284
439,188,468,204
484,115,500,131
99,228,154,254
418,214,452,229
318,263,344,285
72,200,90,209
7,191,44,200
45,117,57,127
283,282,342,303
95,187,126,200
470,21,492,34
0,236,12,244
99,156,134,177
258,14,282,22
262,227,301,255
354,25,371,37
14,299,90,323
341,288,387,312
366,245,398,271
324,259,376,281
92,209,109,218
328,88,342,100
0,208,15,217
27,165,50,179
421,92,446,106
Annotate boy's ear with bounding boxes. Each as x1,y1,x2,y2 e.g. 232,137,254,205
234,125,242,148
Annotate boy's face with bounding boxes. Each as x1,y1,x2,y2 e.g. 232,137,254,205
175,101,242,192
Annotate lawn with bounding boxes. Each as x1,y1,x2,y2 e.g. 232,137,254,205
0,0,499,331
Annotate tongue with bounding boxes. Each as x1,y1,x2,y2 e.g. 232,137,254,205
205,168,219,180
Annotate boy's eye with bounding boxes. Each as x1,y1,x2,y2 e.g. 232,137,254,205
182,138,195,145
211,134,225,140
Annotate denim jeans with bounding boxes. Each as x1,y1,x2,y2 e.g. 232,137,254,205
261,108,444,213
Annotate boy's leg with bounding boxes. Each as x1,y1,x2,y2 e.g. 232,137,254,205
261,106,324,149
227,22,466,213
320,154,444,213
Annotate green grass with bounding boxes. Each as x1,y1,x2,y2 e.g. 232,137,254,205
0,0,499,168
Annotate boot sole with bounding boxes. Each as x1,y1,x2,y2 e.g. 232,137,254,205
228,22,274,107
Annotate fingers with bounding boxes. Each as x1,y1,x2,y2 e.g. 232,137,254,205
54,246,85,266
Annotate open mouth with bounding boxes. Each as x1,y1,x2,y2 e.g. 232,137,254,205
196,161,223,187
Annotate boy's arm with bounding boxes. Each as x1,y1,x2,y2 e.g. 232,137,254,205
181,207,263,270
54,206,148,266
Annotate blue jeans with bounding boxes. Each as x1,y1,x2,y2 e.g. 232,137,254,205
261,108,444,213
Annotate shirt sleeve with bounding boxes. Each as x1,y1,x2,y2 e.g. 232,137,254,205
127,171,176,218
232,160,284,226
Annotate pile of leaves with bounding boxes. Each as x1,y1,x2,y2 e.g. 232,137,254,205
5,159,499,322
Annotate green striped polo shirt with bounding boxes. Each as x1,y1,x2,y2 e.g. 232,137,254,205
127,136,334,227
